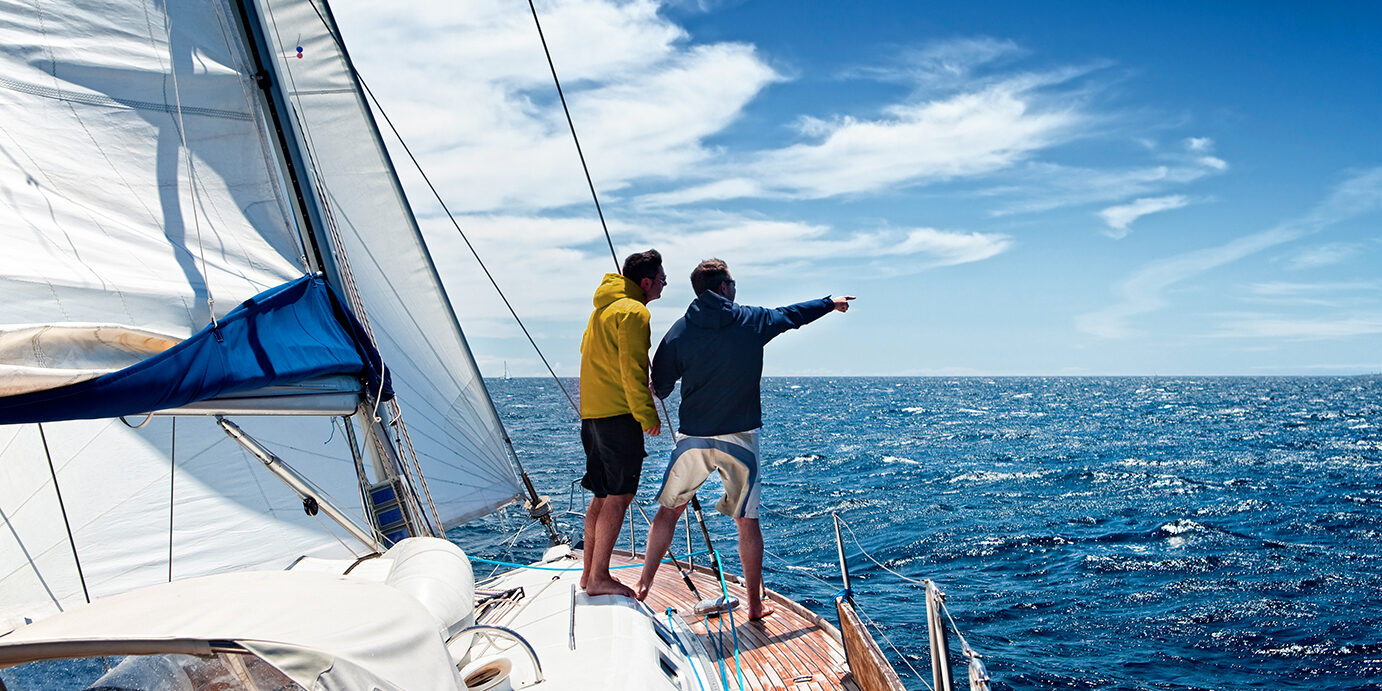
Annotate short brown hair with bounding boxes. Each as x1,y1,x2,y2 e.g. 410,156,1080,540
621,249,663,285
690,259,731,296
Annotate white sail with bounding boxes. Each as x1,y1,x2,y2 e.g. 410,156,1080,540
0,0,520,625
251,0,522,527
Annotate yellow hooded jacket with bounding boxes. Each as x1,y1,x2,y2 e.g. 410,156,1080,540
579,273,658,429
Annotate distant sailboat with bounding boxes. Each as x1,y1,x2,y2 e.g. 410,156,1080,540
0,0,956,689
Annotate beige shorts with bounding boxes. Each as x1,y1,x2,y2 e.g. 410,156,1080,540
655,430,761,519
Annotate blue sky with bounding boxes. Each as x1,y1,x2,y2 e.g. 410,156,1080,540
332,0,1381,376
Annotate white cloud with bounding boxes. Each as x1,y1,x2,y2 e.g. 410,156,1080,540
845,37,1028,89
1207,314,1382,341
1247,280,1381,298
1282,242,1364,270
333,0,782,214
1185,137,1213,152
1076,168,1382,339
1098,195,1191,238
991,160,1220,216
641,73,1091,206
420,211,1011,332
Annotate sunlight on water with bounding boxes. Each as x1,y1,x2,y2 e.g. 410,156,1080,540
465,376,1381,690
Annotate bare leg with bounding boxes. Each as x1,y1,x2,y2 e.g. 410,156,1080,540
581,496,606,589
636,504,688,601
734,516,775,620
585,493,636,598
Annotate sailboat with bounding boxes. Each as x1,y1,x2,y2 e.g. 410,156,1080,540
0,0,973,689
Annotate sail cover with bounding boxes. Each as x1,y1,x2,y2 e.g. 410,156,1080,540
0,0,520,624
0,276,388,425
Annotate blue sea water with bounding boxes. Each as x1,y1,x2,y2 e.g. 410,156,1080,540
469,376,1382,691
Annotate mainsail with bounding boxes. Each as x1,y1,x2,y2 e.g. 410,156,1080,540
0,0,521,625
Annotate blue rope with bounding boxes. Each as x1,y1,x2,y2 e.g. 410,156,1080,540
709,550,745,691
469,549,710,572
704,614,730,691
667,608,709,691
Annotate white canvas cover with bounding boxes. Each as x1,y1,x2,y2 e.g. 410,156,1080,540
0,570,464,690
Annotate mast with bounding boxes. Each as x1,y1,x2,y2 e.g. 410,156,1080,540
300,0,565,544
228,0,337,283
228,0,427,541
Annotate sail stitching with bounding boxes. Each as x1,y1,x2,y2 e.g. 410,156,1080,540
0,76,254,121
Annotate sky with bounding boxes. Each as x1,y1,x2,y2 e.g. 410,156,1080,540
329,0,1382,377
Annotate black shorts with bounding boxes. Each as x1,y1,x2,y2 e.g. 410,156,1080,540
581,414,646,497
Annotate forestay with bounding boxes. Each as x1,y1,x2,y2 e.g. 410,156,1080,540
0,0,519,626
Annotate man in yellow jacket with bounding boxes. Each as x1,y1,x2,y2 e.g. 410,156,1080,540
579,249,665,598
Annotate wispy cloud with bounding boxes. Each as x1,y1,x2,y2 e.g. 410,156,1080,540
1281,242,1365,270
424,212,1011,330
1076,168,1382,339
1098,195,1191,238
336,0,782,213
1206,314,1382,341
843,37,1029,90
993,137,1224,216
642,72,1092,206
1247,280,1382,298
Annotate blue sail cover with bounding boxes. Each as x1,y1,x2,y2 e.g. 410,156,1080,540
0,277,390,425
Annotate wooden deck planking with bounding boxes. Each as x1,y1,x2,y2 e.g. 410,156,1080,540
607,550,860,691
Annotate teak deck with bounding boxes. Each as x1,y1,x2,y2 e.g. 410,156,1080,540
604,549,862,691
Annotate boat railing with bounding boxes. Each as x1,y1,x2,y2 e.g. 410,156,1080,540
603,492,993,691
832,513,991,691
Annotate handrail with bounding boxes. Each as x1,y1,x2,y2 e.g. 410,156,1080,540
925,580,954,691
447,624,544,685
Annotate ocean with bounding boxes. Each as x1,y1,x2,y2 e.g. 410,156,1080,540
467,376,1382,690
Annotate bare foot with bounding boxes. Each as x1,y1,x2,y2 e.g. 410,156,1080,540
585,575,636,599
748,605,776,621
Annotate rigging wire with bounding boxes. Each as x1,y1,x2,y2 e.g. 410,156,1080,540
855,598,931,687
167,418,175,583
526,0,622,270
263,0,447,534
349,68,579,415
161,0,217,328
837,515,927,587
37,423,91,605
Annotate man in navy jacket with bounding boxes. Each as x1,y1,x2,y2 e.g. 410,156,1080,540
634,258,852,618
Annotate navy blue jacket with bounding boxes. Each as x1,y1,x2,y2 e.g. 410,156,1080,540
652,291,834,436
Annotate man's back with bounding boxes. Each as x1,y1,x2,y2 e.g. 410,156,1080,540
653,290,833,436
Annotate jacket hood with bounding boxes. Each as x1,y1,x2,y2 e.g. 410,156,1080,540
593,273,645,308
685,290,735,329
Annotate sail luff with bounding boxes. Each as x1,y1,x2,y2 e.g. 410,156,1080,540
228,0,338,285
247,0,524,528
